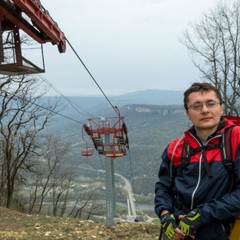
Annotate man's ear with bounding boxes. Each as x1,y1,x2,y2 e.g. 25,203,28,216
185,110,190,119
221,106,224,115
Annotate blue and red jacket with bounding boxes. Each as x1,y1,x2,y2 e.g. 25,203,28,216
154,117,240,225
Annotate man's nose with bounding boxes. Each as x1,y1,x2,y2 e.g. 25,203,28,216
201,103,209,111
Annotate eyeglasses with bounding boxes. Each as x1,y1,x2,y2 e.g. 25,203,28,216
187,101,220,111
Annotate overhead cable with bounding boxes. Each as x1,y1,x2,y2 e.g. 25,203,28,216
0,89,85,125
65,37,119,115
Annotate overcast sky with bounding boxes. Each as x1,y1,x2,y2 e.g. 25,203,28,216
36,0,218,96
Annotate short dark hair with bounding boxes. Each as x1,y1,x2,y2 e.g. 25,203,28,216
183,82,223,110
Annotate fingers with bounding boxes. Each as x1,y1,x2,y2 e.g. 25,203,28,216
172,227,186,239
178,215,186,220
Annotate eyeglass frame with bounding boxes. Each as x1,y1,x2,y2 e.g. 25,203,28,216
187,100,221,111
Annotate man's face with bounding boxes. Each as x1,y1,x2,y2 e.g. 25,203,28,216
186,90,223,131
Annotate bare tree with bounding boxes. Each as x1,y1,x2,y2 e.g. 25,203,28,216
180,0,240,115
28,165,45,214
28,135,72,215
67,185,103,219
51,166,75,217
27,136,102,219
0,75,61,208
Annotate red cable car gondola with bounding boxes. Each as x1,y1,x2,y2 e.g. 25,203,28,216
81,126,94,159
0,0,66,75
81,146,94,159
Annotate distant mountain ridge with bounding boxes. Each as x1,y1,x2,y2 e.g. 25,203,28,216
109,89,184,105
52,89,184,113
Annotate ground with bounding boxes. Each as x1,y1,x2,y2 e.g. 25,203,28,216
0,207,161,239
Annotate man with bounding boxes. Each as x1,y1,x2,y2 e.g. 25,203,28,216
154,82,240,240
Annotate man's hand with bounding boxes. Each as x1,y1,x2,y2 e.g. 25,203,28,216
178,209,202,236
160,213,178,239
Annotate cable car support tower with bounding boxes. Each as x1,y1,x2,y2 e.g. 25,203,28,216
83,106,129,227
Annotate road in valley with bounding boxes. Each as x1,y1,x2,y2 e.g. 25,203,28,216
115,173,137,221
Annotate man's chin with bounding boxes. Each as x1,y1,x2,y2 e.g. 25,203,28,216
197,123,218,131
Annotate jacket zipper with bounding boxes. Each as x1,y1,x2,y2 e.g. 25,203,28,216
189,133,222,209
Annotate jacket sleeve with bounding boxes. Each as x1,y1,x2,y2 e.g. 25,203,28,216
197,145,240,225
154,147,175,218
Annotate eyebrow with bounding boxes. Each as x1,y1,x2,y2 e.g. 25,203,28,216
191,100,216,104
